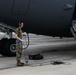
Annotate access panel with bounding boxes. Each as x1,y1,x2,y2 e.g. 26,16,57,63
12,0,30,15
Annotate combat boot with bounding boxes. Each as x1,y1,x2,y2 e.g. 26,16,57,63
17,60,24,66
20,62,25,65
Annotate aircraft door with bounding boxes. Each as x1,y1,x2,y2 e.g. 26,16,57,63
12,0,30,15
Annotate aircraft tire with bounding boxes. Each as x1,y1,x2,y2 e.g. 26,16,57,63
1,38,16,57
0,38,8,55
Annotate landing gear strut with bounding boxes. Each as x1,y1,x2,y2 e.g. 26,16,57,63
70,20,76,40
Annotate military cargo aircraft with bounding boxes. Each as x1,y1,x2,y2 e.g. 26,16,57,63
0,0,76,56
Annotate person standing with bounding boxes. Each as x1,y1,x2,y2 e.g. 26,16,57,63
15,22,26,66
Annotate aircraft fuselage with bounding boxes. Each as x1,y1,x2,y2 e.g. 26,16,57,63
0,0,75,37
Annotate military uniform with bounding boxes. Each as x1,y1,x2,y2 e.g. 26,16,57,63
15,28,23,62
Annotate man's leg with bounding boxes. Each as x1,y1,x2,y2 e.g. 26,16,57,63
16,42,24,66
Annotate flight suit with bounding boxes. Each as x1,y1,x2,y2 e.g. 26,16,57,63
15,28,23,61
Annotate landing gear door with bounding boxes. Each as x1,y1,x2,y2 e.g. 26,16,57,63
12,0,30,15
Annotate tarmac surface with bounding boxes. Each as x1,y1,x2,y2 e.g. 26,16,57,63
0,33,76,75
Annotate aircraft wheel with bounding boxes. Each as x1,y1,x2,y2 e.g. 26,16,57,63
1,38,16,57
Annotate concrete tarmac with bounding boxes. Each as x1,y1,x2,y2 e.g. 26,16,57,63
0,33,76,75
